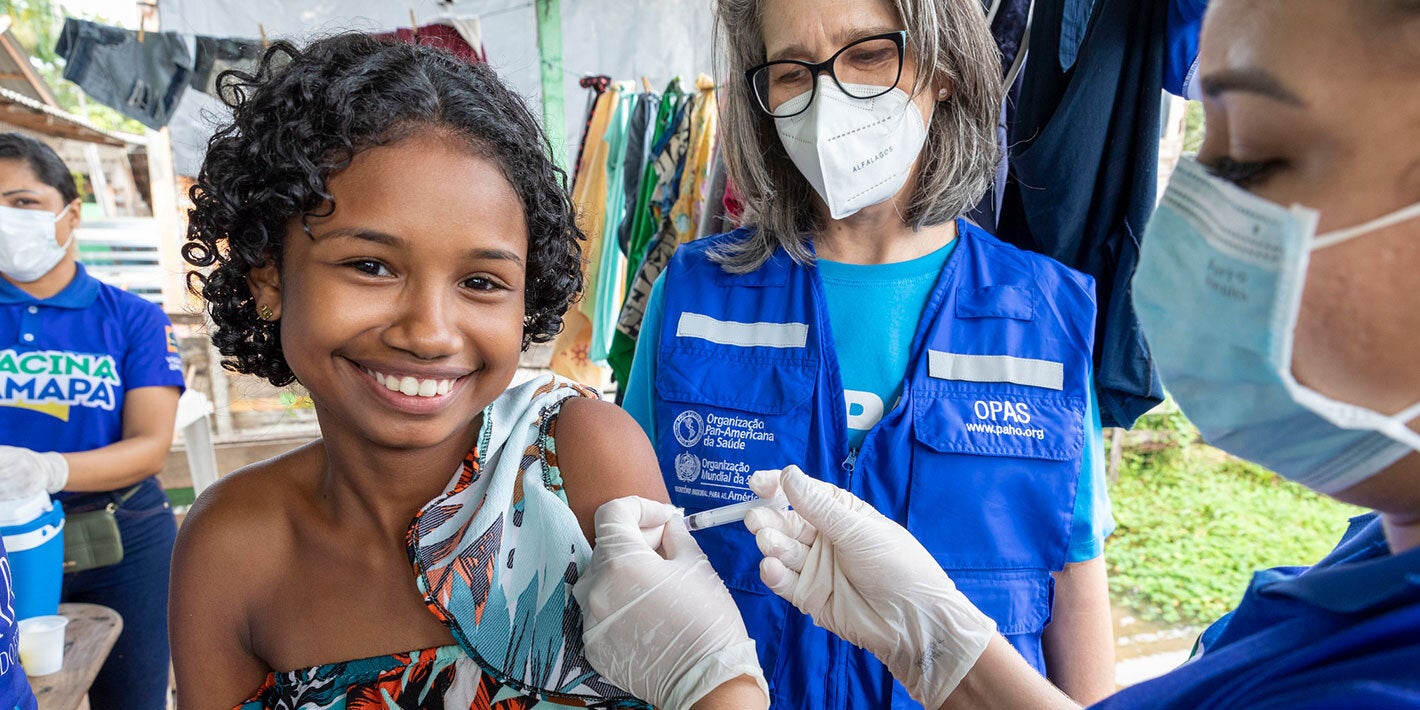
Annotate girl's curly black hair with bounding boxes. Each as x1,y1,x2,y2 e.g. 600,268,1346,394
184,33,583,387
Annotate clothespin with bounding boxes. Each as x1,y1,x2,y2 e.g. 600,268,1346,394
135,0,154,42
641,76,652,93
409,9,419,41
259,24,269,48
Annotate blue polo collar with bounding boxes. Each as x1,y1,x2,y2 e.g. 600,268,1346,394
1260,513,1420,615
0,263,101,309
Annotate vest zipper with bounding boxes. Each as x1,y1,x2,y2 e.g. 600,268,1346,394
841,448,858,488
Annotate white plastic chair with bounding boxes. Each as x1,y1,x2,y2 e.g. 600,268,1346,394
174,390,219,497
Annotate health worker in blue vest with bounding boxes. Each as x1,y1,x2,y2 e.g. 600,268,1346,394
0,134,184,710
579,1,1420,707
621,0,1116,706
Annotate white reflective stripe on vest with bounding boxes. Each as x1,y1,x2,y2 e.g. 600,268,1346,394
927,351,1065,391
676,313,809,349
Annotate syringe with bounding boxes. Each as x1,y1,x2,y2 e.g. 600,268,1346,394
685,489,790,532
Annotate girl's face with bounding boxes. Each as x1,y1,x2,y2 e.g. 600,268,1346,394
1198,0,1420,420
250,133,528,452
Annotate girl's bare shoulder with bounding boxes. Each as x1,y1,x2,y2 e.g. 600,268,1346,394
552,397,670,544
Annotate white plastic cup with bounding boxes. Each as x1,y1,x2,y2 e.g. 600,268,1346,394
18,614,68,676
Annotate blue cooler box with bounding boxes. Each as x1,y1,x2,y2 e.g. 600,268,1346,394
0,493,65,620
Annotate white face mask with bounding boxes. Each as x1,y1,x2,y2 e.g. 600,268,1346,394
774,77,929,220
1135,157,1420,495
0,203,75,283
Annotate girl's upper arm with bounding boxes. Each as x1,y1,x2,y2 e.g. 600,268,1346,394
552,397,671,545
169,478,274,709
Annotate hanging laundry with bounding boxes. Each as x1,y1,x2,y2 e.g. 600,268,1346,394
622,82,688,291
667,75,718,246
695,151,731,242
606,79,709,388
587,86,639,363
189,36,261,97
55,18,193,129
617,92,659,256
441,16,486,59
572,76,612,184
992,0,1204,429
550,84,622,387
374,23,484,63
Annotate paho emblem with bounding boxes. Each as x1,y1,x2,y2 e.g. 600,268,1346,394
674,452,702,483
672,410,705,448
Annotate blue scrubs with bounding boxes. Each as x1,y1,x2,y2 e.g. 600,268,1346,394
1097,513,1420,707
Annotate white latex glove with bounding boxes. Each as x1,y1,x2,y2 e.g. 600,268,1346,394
744,466,996,709
574,496,768,710
0,445,68,500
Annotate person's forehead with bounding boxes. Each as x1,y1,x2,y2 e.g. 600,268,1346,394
1199,0,1370,95
0,160,53,192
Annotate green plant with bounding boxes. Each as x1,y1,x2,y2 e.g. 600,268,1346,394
1105,408,1364,626
1183,100,1205,155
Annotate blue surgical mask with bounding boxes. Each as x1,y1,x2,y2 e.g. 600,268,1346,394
1134,157,1420,494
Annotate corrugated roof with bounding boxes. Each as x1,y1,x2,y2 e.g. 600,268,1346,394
0,28,56,106
0,84,145,147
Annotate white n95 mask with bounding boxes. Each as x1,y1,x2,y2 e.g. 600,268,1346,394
1134,157,1420,494
0,203,74,283
774,78,928,221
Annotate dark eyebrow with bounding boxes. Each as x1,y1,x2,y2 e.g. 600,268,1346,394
465,247,524,266
314,227,524,266
1,189,37,196
1200,68,1306,107
314,226,403,246
767,26,902,63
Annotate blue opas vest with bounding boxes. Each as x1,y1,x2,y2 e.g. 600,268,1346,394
652,221,1096,708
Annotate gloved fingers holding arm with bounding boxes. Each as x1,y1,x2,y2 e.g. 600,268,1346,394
574,496,768,710
744,466,998,709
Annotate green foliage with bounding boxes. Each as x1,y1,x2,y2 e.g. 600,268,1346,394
1106,407,1365,626
1183,100,1206,155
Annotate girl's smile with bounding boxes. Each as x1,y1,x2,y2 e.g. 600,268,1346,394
348,357,473,415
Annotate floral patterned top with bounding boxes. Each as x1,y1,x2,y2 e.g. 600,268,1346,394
236,377,650,709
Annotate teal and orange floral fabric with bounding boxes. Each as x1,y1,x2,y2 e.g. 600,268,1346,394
238,376,650,709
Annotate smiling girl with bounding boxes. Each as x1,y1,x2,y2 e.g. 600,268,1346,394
169,34,702,709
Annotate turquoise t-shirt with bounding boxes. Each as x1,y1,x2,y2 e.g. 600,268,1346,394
623,249,1114,562
817,241,956,450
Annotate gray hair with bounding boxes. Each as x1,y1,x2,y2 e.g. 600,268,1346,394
711,0,1004,272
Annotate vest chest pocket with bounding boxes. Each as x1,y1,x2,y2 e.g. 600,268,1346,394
905,386,1085,572
654,349,816,585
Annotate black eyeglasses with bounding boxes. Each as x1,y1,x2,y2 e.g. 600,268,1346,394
745,31,908,118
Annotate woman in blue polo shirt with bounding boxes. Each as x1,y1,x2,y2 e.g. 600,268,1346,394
0,134,183,710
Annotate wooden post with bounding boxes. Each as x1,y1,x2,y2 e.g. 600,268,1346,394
1108,427,1124,485
534,0,568,170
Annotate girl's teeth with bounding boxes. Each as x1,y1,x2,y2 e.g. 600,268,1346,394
366,368,454,398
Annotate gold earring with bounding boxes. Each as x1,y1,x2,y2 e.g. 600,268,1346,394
259,304,274,321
